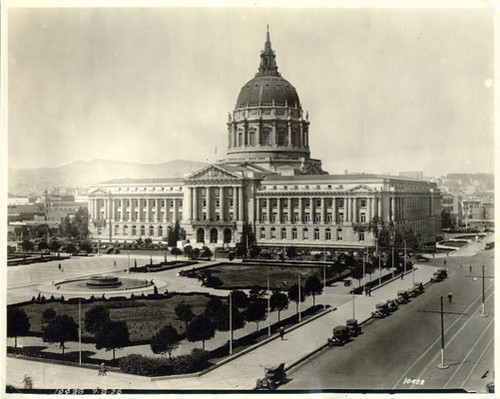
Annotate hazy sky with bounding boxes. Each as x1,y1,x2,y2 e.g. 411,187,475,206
8,7,493,176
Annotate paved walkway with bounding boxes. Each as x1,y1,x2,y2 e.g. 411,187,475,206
7,263,439,389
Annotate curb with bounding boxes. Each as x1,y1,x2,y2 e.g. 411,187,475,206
371,267,417,292
151,306,335,381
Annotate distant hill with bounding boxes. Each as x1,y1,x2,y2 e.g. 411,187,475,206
8,159,208,195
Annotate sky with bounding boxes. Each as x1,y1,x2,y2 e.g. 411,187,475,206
7,6,494,176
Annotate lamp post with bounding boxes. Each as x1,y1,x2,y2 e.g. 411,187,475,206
437,296,449,369
378,251,382,286
298,274,302,323
267,277,271,337
323,264,327,308
352,290,355,319
362,255,366,295
78,300,82,367
229,292,233,355
403,240,407,278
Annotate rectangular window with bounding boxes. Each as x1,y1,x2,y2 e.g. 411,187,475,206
338,213,344,222
338,199,344,207
314,229,320,240
260,228,266,239
262,213,267,222
216,213,220,221
292,229,298,239
271,229,276,239
294,213,299,222
216,200,220,207
203,200,207,207
361,199,367,207
281,229,287,239
229,200,234,207
360,214,366,223
359,232,365,241
303,228,309,240
115,225,119,234
272,213,277,222
337,230,343,240
315,214,321,222
203,213,207,221
305,214,310,222
284,214,289,222
327,213,332,222
326,230,332,240
229,213,234,221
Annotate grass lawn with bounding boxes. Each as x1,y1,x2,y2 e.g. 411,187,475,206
16,294,217,343
201,263,331,289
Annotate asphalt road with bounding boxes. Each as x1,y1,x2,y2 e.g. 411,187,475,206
282,248,494,393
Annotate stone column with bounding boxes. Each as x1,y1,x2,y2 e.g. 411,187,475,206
332,197,337,223
146,199,151,223
299,198,303,223
287,120,292,147
174,199,179,222
266,197,271,222
163,198,168,223
206,187,211,221
321,197,325,224
288,198,292,222
220,187,225,222
299,122,304,147
391,197,395,221
371,197,376,220
345,197,350,222
277,198,282,224
377,197,382,219
352,198,358,223
238,186,244,221
193,188,198,221
366,198,371,222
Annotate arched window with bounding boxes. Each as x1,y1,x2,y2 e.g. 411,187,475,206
140,225,145,235
131,225,136,235
149,225,154,236
158,225,163,237
261,128,271,146
277,129,288,146
238,130,243,147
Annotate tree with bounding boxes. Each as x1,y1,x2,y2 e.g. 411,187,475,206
270,290,289,322
304,274,323,306
286,246,297,259
42,308,57,324
48,238,61,252
214,304,245,332
287,284,306,314
84,305,110,334
249,286,265,299
21,239,34,252
7,307,30,348
441,209,455,230
61,208,89,239
171,247,182,260
150,324,180,359
64,242,77,254
95,320,130,360
38,241,49,251
350,265,364,287
231,290,249,309
79,240,93,253
144,238,153,247
204,297,223,320
175,302,195,331
186,315,215,350
201,246,212,258
43,315,78,355
168,220,182,247
183,245,193,258
249,246,261,258
245,301,267,331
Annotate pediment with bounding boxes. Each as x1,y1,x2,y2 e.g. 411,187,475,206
187,164,242,181
348,184,373,193
89,188,108,196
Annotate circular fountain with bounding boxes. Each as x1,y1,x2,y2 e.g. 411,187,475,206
38,273,167,299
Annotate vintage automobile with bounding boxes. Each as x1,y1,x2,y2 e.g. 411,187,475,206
413,282,424,295
371,302,390,318
255,363,287,390
346,319,361,337
327,325,350,346
386,299,399,312
431,268,448,282
396,290,410,304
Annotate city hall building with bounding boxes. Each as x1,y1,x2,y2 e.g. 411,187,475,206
88,29,442,249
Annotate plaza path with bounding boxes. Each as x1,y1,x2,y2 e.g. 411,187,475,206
7,262,439,390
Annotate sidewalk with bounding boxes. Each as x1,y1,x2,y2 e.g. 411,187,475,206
6,263,439,390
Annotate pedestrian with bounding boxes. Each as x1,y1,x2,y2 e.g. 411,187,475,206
368,287,372,297
470,265,472,273
113,260,116,267
99,363,107,376
22,374,32,389
279,327,285,340
400,272,404,280
444,260,447,267
448,292,453,304
58,263,61,270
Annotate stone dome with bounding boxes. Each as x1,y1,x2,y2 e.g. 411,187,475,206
236,75,300,108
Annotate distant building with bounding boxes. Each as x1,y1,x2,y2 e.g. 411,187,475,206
7,196,29,206
88,28,442,248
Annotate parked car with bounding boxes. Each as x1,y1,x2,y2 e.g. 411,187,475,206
255,363,286,390
396,290,410,304
372,302,390,318
346,319,361,337
386,299,399,312
431,268,448,282
327,325,350,346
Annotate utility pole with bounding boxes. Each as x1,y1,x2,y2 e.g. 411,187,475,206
437,296,449,369
362,255,366,295
403,240,407,277
267,277,271,337
78,300,82,367
352,291,355,319
298,274,302,323
323,264,327,308
466,265,493,318
229,292,233,355
378,251,382,286
392,246,395,279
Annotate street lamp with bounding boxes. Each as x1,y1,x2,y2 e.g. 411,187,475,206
437,296,449,369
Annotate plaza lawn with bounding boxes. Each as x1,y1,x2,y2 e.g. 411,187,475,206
198,263,331,290
15,294,215,343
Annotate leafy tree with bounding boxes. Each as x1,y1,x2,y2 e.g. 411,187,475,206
441,209,455,230
84,305,110,334
7,307,30,348
215,304,245,332
22,239,34,252
183,245,193,258
304,274,323,306
270,290,289,322
168,220,182,247
249,246,261,258
61,208,89,239
287,283,306,314
249,286,265,299
175,302,195,331
231,290,249,309
95,320,130,360
350,265,364,287
79,240,92,253
42,308,57,323
48,238,61,252
245,301,267,331
204,297,223,320
144,238,153,247
171,247,182,260
64,242,77,254
201,246,212,258
150,324,180,359
35,223,50,238
204,275,223,288
38,241,49,251
43,315,78,355
286,246,297,259
191,248,201,259
186,315,215,350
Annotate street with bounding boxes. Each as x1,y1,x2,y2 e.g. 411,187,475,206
282,248,494,392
